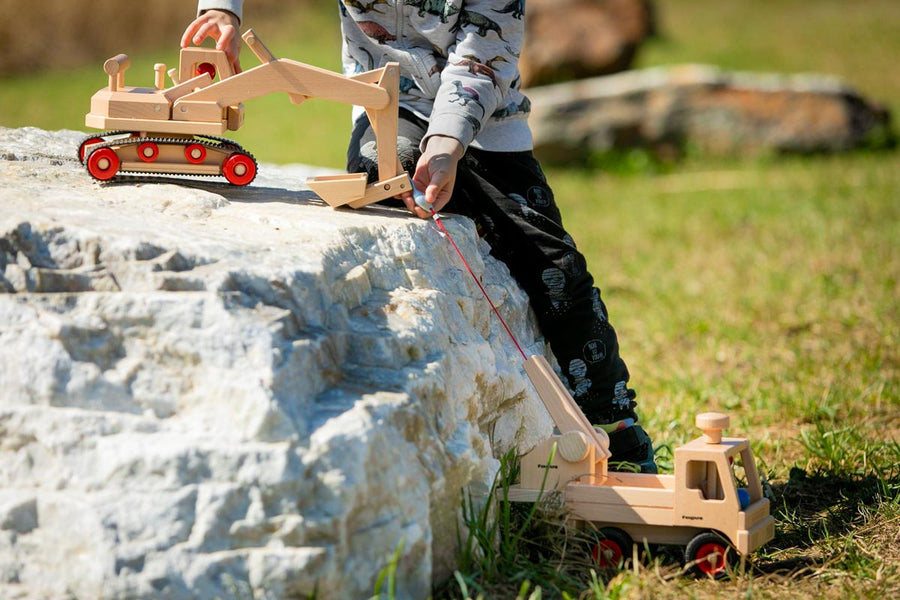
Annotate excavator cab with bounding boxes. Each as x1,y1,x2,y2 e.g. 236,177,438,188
177,47,236,85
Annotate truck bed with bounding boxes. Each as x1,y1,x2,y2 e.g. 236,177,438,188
567,473,677,526
509,472,678,527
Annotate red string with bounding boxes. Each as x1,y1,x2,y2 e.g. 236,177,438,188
432,214,529,362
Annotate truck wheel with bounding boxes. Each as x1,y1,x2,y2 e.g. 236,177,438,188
685,531,735,578
86,148,120,181
592,528,632,569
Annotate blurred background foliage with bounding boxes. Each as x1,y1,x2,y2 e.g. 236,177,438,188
0,0,897,167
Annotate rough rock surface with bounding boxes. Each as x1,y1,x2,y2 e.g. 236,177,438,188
519,0,655,88
527,64,894,163
0,127,554,600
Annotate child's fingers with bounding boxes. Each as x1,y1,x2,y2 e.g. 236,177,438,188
216,24,236,50
426,184,451,213
192,22,218,46
424,165,453,205
397,189,432,219
181,16,207,47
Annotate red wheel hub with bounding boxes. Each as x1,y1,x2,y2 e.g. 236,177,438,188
592,540,624,568
86,147,120,181
695,542,727,575
185,143,207,164
138,142,159,163
79,137,103,163
222,153,256,186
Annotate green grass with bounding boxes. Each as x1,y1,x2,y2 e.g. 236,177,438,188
2,0,899,598
638,0,900,118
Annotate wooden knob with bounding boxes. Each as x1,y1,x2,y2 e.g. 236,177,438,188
154,63,166,90
557,430,590,462
696,412,729,444
103,54,131,75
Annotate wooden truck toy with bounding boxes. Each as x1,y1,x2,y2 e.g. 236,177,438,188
79,29,411,209
516,355,775,578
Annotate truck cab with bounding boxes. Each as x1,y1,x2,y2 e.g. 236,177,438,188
673,422,774,557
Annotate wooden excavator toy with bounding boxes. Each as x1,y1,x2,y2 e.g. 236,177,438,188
79,29,410,209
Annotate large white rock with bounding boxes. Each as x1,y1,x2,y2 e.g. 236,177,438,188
0,127,554,600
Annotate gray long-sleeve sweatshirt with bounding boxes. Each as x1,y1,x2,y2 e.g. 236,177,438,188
196,0,533,153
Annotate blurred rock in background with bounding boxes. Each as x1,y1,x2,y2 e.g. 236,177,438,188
520,0,655,88
527,64,894,164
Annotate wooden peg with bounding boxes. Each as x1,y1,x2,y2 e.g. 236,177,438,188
104,54,130,91
154,64,166,90
243,29,276,64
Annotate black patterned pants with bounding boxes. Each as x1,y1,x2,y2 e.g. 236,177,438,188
347,109,633,423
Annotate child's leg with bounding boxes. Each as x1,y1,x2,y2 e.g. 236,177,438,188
346,116,655,472
347,109,425,182
449,149,656,472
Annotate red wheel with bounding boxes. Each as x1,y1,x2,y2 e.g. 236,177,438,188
137,142,159,163
78,137,103,163
593,540,624,568
86,147,120,181
184,143,207,164
685,532,735,578
695,543,727,574
222,153,257,186
591,528,632,569
196,62,216,80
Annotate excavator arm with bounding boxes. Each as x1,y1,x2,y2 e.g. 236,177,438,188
171,29,405,204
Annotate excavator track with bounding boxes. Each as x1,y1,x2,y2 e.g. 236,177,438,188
78,132,257,186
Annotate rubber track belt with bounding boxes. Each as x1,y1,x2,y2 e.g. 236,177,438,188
79,132,257,184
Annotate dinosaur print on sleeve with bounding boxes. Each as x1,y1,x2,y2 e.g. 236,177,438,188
451,9,507,42
493,0,525,20
405,0,460,23
344,0,388,14
448,80,486,117
356,20,397,43
453,55,508,87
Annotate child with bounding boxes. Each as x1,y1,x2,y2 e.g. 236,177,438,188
183,1,657,473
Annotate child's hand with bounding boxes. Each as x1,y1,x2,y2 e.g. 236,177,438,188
181,10,242,73
405,135,464,219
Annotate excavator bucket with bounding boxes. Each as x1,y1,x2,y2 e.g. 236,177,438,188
306,174,369,207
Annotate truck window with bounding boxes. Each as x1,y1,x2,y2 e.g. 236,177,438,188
685,460,725,501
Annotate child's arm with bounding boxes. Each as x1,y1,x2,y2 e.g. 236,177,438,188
182,3,243,72
407,0,525,218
